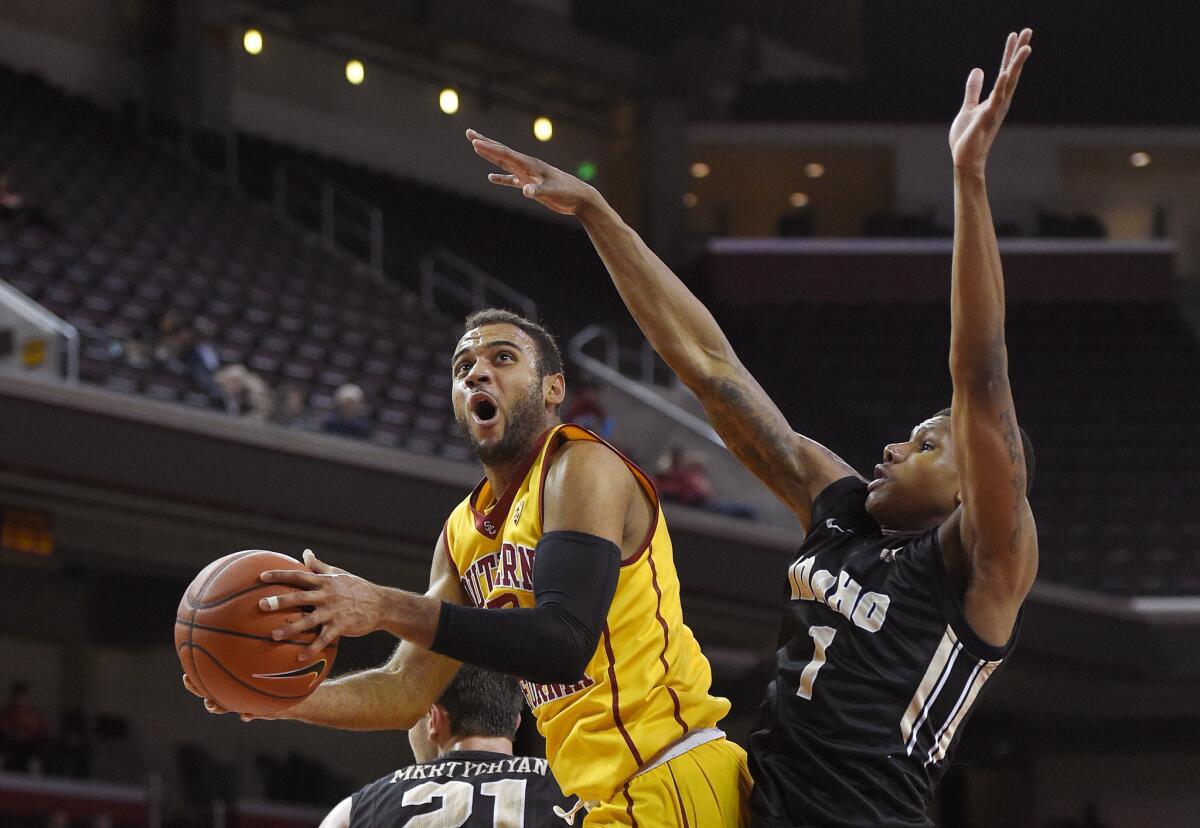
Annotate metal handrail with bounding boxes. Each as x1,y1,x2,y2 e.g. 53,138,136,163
567,325,719,445
272,164,385,274
419,248,537,320
134,102,538,323
0,279,79,383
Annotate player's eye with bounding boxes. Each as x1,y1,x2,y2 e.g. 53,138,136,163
496,351,515,363
921,441,934,451
454,360,471,375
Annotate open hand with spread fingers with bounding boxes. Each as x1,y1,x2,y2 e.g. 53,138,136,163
257,549,389,662
950,28,1033,174
467,128,601,216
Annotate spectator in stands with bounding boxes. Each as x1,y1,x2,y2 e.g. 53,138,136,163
322,383,371,440
157,310,220,392
656,446,755,520
564,379,614,439
271,382,316,430
215,365,273,421
656,446,713,508
0,680,51,773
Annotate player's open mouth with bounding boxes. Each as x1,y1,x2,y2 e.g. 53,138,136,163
470,393,499,426
868,464,888,492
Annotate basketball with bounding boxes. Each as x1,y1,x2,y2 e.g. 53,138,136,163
175,550,337,716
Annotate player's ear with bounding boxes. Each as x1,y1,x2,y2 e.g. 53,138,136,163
428,704,448,741
544,373,566,407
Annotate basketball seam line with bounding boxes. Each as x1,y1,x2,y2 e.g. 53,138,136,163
188,550,259,607
174,618,338,649
179,641,325,701
188,581,289,611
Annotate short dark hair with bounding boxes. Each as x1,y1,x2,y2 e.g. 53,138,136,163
462,308,564,379
934,407,1035,496
436,666,524,740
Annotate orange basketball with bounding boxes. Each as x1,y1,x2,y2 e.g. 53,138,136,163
175,550,336,716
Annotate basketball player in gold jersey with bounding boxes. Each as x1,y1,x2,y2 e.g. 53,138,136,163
184,309,751,826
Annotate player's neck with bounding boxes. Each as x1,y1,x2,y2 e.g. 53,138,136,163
480,421,558,499
481,456,530,503
441,736,514,756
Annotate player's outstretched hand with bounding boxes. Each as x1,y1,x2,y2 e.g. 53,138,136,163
949,28,1032,174
467,128,600,216
180,673,263,722
259,549,385,660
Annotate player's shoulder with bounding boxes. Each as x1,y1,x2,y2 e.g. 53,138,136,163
806,475,873,534
545,435,630,486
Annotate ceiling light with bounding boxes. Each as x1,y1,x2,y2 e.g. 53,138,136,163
243,29,264,56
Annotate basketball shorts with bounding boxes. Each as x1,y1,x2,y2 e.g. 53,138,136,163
584,737,752,827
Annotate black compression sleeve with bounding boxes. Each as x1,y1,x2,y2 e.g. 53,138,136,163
430,530,621,684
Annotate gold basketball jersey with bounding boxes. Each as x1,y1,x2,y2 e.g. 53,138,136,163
443,424,731,803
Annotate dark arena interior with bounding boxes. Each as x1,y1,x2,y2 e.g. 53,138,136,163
1,1,1199,826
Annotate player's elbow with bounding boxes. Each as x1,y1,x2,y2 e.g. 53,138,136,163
520,607,598,685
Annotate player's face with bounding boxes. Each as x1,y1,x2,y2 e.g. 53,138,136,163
451,323,562,466
865,416,961,530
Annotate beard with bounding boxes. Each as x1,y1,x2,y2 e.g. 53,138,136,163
456,377,548,467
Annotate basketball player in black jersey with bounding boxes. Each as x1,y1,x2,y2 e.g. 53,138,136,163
467,28,1035,828
320,665,579,828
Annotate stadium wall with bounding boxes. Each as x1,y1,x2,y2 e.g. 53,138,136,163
690,122,1200,277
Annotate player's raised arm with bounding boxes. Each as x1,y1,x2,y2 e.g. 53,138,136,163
940,30,1038,646
467,130,858,529
183,535,464,730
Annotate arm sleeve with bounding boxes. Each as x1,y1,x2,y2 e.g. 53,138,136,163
429,530,621,684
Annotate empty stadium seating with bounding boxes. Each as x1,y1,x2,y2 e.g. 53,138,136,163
0,66,471,462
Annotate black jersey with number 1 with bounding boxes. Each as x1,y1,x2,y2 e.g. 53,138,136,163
350,749,578,827
748,477,1020,828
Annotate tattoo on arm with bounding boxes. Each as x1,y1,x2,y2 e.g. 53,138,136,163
1001,407,1026,554
698,373,854,520
707,375,799,474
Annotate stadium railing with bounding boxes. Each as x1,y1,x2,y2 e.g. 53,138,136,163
0,277,78,383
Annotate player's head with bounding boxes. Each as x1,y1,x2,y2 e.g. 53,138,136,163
408,666,525,762
451,308,565,466
865,408,1035,530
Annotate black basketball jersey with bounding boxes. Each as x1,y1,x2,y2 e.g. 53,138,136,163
748,477,1019,828
350,750,579,827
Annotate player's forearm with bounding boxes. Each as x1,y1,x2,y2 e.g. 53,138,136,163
577,198,736,388
279,633,459,731
949,169,1009,388
369,586,441,648
279,666,426,730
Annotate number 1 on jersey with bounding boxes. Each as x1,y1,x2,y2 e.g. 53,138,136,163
797,626,837,700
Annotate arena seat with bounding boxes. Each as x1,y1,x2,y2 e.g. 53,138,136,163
0,65,470,461
719,301,1200,597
